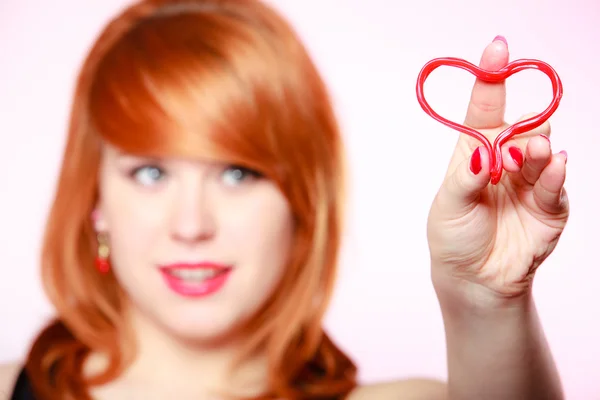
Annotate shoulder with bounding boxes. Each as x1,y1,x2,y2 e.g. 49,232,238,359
0,362,23,398
347,378,447,400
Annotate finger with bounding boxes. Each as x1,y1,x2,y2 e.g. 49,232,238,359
464,36,510,130
533,151,568,214
520,134,553,185
439,146,491,215
500,139,524,173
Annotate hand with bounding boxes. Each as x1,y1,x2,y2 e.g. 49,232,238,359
427,37,569,305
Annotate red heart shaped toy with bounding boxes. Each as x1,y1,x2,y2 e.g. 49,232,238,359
416,57,563,185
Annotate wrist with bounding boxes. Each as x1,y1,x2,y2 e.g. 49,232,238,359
431,267,534,319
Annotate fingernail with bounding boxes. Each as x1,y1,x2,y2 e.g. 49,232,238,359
509,146,524,168
493,35,508,46
539,134,550,142
559,150,568,164
470,147,482,175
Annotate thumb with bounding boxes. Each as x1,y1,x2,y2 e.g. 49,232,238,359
440,146,491,214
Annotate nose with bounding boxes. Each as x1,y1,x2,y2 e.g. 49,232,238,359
169,176,216,244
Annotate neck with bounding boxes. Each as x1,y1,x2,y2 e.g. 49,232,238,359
86,306,269,398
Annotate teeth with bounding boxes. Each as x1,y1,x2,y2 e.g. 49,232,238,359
169,269,220,281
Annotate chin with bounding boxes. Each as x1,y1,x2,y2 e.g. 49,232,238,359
153,302,255,346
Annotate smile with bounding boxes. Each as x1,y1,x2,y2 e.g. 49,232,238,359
158,262,233,298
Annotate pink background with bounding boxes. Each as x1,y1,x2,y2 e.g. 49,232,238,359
1,0,598,398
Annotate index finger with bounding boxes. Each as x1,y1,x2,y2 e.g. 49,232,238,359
464,36,510,130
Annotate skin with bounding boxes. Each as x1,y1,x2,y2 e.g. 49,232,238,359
0,38,568,400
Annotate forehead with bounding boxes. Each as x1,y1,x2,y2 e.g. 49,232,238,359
99,134,226,161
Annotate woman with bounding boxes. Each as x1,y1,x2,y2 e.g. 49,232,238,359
0,0,569,399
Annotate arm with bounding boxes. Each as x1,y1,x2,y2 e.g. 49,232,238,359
350,287,563,400
435,278,563,400
424,35,568,400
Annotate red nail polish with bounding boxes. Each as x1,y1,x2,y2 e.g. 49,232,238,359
470,147,482,175
493,35,507,46
509,146,524,168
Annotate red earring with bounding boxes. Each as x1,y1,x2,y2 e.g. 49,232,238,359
95,232,110,274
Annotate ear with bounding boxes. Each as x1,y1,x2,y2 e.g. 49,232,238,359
91,207,109,233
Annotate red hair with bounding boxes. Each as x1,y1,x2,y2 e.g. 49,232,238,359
25,0,357,398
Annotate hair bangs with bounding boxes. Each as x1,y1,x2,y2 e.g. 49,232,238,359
88,10,290,180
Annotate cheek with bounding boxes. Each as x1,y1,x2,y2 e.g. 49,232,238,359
224,192,294,278
101,182,167,269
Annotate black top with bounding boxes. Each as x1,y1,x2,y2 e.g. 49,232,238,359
9,368,36,400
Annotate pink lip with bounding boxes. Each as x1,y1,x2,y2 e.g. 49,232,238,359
159,262,232,298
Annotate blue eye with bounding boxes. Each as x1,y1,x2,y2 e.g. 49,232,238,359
130,165,165,186
222,166,260,186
